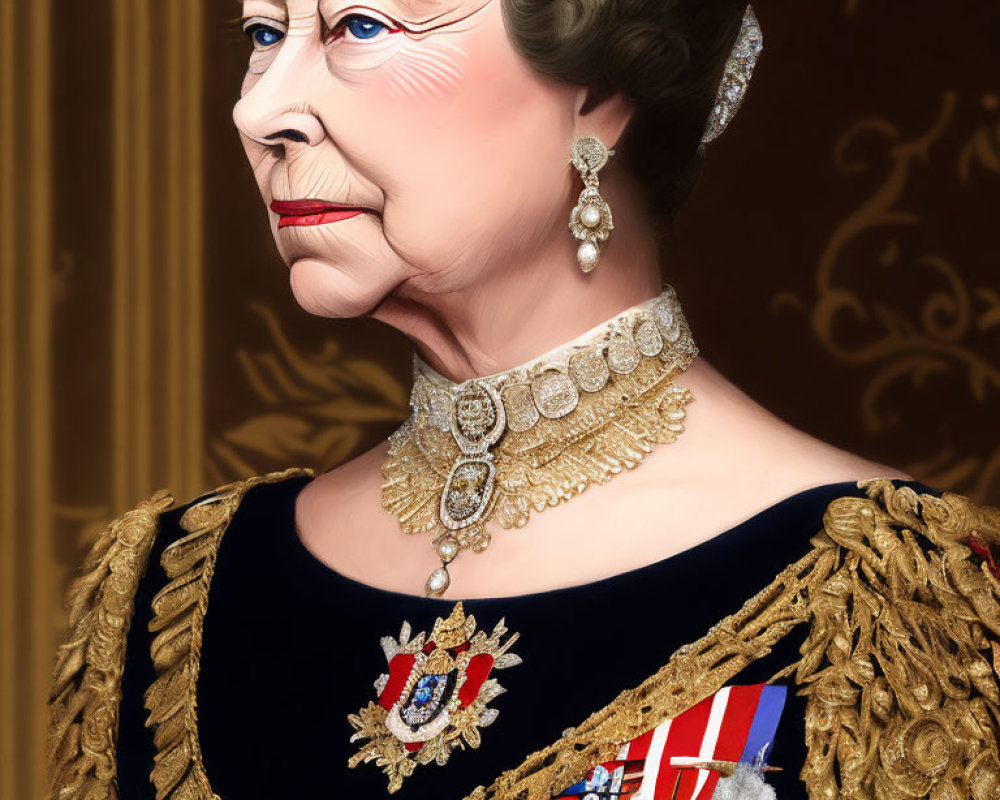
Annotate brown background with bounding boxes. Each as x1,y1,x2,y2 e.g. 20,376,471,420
2,0,998,796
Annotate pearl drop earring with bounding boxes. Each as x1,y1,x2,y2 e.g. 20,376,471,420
568,136,615,273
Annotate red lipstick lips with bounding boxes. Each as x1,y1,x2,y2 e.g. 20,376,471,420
271,199,367,229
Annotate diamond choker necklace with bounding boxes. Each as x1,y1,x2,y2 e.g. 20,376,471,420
381,285,699,596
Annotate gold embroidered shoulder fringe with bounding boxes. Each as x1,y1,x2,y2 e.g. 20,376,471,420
48,489,175,800
45,468,311,800
48,476,1000,800
142,469,311,800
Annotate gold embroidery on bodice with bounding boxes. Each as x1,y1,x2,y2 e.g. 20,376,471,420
47,476,1000,800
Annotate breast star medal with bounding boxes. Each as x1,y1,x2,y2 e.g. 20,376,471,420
347,603,522,792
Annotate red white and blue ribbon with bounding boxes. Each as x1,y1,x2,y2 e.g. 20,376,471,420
555,683,787,800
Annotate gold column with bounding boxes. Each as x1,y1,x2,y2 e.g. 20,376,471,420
111,0,204,509
0,0,53,796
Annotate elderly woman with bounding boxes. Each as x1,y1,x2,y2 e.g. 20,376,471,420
48,1,1000,799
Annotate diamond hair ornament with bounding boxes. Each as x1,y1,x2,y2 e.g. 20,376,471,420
701,5,763,144
568,136,615,273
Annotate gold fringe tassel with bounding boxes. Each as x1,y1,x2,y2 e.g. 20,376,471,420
47,489,175,800
143,468,311,800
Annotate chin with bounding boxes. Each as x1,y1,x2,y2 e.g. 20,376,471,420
288,259,382,319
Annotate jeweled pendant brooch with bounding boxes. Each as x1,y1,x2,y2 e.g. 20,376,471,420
347,603,521,792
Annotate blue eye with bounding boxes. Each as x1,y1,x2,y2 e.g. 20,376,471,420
343,14,390,40
244,23,284,48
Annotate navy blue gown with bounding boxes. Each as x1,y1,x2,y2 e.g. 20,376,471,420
114,475,942,800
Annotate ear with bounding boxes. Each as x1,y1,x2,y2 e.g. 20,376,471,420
572,85,634,149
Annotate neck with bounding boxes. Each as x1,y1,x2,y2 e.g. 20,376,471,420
365,181,663,383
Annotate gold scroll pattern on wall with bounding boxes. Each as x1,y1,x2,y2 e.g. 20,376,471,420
773,91,1000,505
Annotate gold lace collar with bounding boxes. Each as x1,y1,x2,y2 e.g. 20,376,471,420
383,285,700,596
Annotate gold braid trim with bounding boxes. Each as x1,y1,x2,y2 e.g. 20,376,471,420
47,489,175,800
465,480,1000,800
464,526,842,800
143,468,311,800
796,478,1000,800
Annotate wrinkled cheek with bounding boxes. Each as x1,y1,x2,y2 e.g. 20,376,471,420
328,37,468,108
378,40,467,104
241,144,275,195
377,199,482,278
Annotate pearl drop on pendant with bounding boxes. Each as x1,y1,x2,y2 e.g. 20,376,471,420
580,205,602,229
436,538,459,563
426,566,451,596
577,241,600,272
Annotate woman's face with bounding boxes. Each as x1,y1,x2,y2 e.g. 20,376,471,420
233,0,581,318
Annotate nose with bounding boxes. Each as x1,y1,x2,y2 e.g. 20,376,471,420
235,105,326,150
233,56,327,151
235,100,326,150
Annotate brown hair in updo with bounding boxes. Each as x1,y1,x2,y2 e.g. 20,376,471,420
502,0,748,229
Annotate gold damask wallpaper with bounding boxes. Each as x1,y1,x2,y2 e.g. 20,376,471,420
1,0,997,797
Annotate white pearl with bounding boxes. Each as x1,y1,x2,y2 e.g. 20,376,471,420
426,567,451,596
580,205,602,229
577,241,600,272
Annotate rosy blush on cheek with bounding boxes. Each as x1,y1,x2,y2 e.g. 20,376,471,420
457,7,545,119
